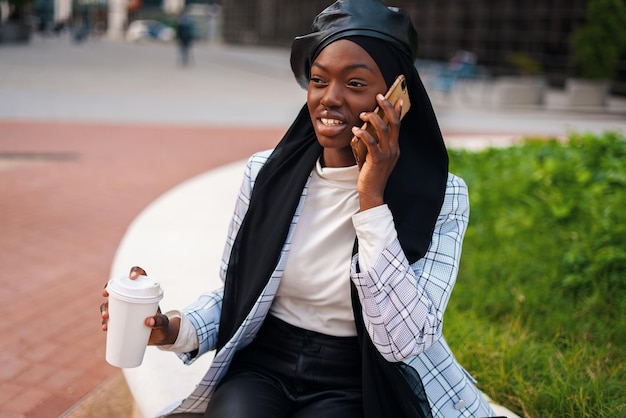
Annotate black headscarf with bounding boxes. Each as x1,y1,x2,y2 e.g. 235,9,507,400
218,1,447,417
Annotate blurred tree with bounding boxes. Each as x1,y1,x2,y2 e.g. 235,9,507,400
570,0,626,80
506,52,544,76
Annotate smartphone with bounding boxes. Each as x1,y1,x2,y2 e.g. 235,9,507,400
353,74,411,169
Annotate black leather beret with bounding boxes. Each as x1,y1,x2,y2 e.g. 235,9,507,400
290,0,418,88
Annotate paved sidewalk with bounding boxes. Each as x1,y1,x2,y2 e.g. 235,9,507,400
1,36,625,418
0,119,283,418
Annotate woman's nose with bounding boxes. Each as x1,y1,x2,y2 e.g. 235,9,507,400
320,83,342,108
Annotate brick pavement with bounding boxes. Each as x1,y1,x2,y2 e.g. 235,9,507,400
0,119,282,417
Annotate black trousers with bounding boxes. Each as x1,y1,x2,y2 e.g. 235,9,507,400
202,315,363,418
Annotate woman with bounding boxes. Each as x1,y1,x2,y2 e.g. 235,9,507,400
101,1,497,417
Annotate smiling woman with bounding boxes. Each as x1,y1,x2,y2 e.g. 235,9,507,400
100,1,499,417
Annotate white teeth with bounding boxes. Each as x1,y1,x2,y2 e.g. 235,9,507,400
320,118,343,126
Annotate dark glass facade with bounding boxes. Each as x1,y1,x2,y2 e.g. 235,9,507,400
220,0,626,94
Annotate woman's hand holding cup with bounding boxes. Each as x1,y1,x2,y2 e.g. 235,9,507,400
101,266,179,368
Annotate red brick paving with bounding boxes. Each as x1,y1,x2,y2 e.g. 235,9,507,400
0,120,283,417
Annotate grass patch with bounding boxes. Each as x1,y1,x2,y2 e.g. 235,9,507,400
446,131,626,417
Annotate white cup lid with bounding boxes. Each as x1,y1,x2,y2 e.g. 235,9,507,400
107,275,164,303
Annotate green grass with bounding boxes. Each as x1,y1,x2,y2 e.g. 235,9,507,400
445,131,626,417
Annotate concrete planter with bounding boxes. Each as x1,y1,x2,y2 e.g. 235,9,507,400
491,76,546,106
565,78,609,107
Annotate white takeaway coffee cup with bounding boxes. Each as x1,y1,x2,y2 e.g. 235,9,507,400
105,275,164,368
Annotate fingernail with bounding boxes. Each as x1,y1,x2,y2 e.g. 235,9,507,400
352,126,359,133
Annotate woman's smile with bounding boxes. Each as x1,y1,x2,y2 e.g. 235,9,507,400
316,111,349,137
320,117,344,127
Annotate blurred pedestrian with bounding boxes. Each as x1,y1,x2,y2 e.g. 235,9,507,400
176,10,194,67
73,7,89,43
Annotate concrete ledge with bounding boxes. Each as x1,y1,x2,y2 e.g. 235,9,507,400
61,372,142,418
109,162,242,417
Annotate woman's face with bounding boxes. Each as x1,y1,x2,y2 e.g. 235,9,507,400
307,39,387,167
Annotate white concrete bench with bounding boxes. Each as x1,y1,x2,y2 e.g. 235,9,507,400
110,160,519,418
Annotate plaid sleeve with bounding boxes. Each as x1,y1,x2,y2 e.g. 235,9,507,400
351,174,470,362
177,287,224,364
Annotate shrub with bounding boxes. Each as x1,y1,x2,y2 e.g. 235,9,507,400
446,132,626,417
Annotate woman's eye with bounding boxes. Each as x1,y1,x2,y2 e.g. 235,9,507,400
348,80,366,88
310,76,325,85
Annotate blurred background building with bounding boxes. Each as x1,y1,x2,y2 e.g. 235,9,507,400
219,0,626,95
1,0,625,95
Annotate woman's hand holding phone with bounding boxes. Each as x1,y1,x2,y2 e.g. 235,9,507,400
351,74,411,170
351,75,410,211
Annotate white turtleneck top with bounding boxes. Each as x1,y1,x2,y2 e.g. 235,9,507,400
163,159,396,350
269,158,395,336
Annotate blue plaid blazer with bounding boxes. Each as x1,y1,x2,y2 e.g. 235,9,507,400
161,150,495,417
